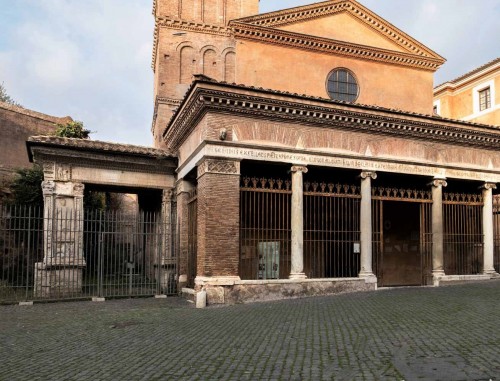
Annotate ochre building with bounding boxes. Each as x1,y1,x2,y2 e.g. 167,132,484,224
434,58,500,126
27,0,500,304
147,0,500,304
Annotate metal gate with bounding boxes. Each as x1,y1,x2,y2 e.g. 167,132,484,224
240,177,362,280
372,187,433,287
303,182,360,278
187,189,197,287
0,204,176,303
240,177,292,280
494,195,500,273
443,192,483,275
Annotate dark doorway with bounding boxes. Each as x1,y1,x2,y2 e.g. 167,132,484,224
381,201,421,286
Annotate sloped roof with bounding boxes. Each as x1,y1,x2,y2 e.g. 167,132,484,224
27,136,174,159
231,0,445,64
435,57,500,90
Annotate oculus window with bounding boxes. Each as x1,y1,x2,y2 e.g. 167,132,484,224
326,68,359,102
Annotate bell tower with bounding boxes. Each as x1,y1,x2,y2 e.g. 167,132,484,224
151,0,259,148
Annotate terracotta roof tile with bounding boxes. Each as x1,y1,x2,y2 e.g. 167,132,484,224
28,136,173,158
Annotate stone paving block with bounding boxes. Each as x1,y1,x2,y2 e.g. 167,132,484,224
0,282,499,380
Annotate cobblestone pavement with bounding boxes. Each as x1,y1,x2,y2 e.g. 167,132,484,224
1,281,499,381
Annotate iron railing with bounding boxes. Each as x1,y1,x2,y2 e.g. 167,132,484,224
443,193,483,275
493,195,500,273
303,182,360,278
240,177,292,280
0,204,176,304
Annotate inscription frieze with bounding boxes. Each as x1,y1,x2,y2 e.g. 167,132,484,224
196,144,500,183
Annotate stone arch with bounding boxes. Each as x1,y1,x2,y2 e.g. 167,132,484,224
223,50,236,83
202,47,218,79
179,45,196,84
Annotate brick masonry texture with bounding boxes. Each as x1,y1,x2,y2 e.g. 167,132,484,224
0,101,71,178
196,160,240,277
1,281,499,380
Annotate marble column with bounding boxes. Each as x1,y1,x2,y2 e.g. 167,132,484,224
431,178,447,281
359,171,377,281
290,165,308,279
481,182,497,275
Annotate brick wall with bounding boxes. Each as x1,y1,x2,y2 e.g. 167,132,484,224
156,0,259,24
0,101,71,179
196,158,240,277
152,0,259,147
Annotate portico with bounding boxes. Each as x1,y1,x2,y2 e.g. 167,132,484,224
166,78,500,304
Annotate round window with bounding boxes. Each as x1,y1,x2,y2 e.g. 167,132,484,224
326,68,359,102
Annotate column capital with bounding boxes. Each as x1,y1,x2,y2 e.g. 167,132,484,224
431,178,448,188
360,171,377,180
481,182,497,191
42,180,55,195
290,165,308,174
162,188,175,203
73,183,85,198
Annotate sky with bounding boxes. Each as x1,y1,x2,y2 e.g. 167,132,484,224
0,0,499,146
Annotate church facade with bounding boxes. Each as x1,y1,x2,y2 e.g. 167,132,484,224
150,0,500,304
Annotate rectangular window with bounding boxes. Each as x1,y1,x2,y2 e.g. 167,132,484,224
479,87,491,111
433,105,438,115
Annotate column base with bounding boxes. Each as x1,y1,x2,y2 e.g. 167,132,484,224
432,270,445,286
358,272,377,284
289,273,307,280
483,270,500,278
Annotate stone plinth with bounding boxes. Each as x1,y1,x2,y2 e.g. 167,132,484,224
192,277,376,305
34,262,84,298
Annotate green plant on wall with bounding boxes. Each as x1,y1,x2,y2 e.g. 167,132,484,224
55,121,91,139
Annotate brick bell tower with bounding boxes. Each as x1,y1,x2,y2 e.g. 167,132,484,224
151,0,259,148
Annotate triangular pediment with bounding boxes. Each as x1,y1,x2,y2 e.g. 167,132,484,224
277,11,410,53
234,0,444,61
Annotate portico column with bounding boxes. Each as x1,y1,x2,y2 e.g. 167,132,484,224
431,178,447,281
290,165,308,279
359,171,377,281
481,182,497,275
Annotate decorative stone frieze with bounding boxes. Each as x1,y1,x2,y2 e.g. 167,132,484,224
165,82,500,153
197,158,240,178
56,164,71,181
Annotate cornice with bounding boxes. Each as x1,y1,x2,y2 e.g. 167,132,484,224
233,0,444,62
231,22,442,71
151,16,232,71
33,149,175,176
434,58,500,94
165,81,500,153
152,97,183,132
28,136,174,160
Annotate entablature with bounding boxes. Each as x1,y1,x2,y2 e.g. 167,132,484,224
165,80,500,153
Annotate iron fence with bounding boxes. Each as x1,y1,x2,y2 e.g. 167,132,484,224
0,204,176,304
493,195,500,273
303,182,360,278
443,193,483,275
240,177,292,280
